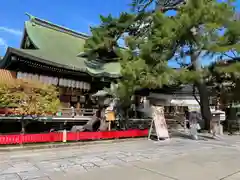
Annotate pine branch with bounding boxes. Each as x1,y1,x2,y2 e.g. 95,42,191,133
138,0,154,12
223,53,235,59
231,50,237,57
155,0,186,12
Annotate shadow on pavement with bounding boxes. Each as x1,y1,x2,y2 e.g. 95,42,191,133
170,131,215,141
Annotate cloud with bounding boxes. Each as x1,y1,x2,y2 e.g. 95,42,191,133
0,38,7,48
0,26,22,36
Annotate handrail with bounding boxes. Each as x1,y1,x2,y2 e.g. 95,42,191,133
58,108,97,117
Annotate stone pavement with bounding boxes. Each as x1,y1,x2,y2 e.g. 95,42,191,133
0,135,240,180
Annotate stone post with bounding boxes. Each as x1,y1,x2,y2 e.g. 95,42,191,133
62,129,67,143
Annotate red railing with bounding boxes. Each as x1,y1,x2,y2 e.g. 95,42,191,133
0,129,149,145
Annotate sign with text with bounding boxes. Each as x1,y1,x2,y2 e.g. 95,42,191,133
149,106,169,140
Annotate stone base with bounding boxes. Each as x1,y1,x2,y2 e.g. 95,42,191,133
212,123,223,135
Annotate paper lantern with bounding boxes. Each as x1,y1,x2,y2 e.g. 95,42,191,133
59,78,63,86
78,81,81,89
44,76,49,84
61,78,65,86
85,83,89,90
29,73,33,80
83,82,87,90
39,75,42,82
39,75,43,83
27,73,32,80
80,96,85,103
63,79,67,87
47,77,50,84
41,75,45,83
75,81,79,88
67,79,72,87
69,80,73,87
48,76,52,84
17,72,22,79
45,76,48,84
53,77,57,85
63,79,68,87
54,77,58,85
22,73,26,79
72,80,76,88
79,82,83,89
33,74,39,81
62,78,66,86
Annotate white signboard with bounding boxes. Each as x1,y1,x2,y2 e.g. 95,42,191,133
149,106,169,140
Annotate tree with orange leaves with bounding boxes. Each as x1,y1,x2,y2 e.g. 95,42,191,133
0,79,60,132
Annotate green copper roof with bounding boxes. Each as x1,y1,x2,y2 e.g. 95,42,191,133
7,14,121,78
7,47,121,78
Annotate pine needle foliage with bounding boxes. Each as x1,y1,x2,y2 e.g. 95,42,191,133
84,0,240,123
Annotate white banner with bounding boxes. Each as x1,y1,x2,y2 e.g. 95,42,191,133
17,71,91,90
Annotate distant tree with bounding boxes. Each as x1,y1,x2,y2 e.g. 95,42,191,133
208,58,240,109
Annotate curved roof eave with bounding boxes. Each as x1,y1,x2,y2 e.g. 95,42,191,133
6,47,121,78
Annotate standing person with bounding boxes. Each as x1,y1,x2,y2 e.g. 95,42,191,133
184,109,190,129
189,111,201,140
71,106,75,118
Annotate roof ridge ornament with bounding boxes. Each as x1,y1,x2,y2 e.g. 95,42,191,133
25,12,36,22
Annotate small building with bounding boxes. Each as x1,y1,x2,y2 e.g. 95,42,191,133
147,85,200,110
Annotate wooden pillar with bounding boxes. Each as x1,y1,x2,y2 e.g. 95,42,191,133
76,102,80,116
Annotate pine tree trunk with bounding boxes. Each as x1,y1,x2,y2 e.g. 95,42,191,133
191,52,211,130
195,81,211,130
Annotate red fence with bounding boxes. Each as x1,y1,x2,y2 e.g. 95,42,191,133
0,129,149,145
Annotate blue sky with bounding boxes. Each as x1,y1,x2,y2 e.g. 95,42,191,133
0,0,130,56
0,0,239,65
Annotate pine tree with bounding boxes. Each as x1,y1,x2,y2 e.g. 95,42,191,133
84,0,240,130
208,57,240,109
